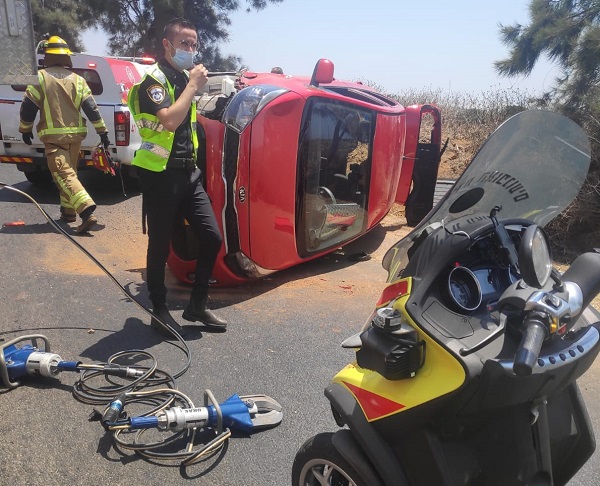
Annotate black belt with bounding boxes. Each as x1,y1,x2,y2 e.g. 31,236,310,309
166,157,196,170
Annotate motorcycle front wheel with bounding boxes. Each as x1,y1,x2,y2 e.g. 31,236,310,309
292,432,367,486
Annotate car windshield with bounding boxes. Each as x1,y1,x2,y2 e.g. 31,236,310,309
383,110,591,280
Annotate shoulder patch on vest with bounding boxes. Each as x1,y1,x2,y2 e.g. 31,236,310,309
147,84,166,104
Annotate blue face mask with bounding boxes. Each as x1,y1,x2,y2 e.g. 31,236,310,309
170,45,194,71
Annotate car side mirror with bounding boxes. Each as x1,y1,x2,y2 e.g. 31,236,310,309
310,58,334,87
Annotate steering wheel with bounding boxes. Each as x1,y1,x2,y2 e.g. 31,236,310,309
318,186,336,205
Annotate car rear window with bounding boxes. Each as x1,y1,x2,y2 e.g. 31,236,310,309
10,68,103,95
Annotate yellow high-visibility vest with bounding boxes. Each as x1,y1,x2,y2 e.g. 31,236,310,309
128,64,198,172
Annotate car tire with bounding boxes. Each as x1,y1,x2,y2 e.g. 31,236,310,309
24,167,53,187
292,432,367,486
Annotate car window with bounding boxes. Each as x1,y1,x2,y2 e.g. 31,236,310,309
71,69,103,95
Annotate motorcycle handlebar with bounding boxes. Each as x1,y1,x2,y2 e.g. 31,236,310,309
513,315,548,376
561,252,600,311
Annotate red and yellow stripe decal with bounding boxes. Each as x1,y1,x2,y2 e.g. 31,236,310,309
0,156,33,163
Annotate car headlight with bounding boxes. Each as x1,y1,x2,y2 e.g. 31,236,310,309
222,84,288,133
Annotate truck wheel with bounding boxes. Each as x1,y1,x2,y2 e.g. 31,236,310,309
24,168,53,187
292,432,366,486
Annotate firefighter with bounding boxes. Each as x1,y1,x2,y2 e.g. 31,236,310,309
19,36,111,233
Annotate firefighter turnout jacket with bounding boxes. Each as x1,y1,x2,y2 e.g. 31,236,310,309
19,67,107,143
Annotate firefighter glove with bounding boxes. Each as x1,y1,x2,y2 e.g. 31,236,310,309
23,132,33,145
100,133,111,149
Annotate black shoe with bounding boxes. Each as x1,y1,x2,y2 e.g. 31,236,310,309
182,307,228,328
182,288,227,329
150,304,186,338
76,205,98,233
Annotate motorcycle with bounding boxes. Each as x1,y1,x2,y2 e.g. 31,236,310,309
292,110,600,486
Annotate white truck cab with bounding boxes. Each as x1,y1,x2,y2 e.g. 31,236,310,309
0,51,151,185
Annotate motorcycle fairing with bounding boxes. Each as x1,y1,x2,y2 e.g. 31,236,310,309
332,278,466,422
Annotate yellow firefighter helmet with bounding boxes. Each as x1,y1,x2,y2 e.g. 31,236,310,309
44,36,72,56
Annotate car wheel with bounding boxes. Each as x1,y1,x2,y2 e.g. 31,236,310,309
292,432,367,486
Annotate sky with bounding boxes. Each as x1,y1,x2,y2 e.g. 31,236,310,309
81,0,560,96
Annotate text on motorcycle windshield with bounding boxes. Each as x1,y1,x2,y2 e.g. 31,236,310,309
518,225,552,288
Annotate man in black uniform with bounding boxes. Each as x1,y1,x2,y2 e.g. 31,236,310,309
129,18,227,336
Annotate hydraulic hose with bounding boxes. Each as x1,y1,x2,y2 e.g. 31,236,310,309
1,182,234,466
0,181,191,379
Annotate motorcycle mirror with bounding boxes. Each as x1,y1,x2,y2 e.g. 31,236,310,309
518,225,553,288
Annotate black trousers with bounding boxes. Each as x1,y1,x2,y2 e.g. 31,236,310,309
139,166,223,307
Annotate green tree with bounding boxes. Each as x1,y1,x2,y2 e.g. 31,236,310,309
79,0,282,71
31,0,95,52
496,1,600,256
495,0,600,109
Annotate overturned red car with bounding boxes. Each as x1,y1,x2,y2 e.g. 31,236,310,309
167,59,442,286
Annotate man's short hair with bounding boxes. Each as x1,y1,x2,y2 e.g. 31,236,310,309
163,18,196,40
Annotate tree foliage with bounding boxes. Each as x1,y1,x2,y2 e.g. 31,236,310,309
495,0,600,109
30,0,95,52
78,0,283,71
496,1,600,257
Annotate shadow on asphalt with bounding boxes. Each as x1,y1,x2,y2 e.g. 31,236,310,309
0,169,140,207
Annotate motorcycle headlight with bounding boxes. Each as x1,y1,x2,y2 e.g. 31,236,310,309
518,225,553,288
222,84,288,133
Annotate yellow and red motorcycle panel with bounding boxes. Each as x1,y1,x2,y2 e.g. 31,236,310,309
333,277,466,422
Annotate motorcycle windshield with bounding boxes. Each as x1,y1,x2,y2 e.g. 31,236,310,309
383,110,591,278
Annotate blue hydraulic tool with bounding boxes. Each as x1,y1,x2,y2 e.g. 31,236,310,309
103,390,283,435
0,334,144,388
1,335,284,437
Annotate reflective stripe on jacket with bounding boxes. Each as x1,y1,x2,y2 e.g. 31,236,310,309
128,64,198,172
22,68,99,143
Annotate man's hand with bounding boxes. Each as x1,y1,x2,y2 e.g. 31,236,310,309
100,133,111,149
22,132,34,145
188,63,209,92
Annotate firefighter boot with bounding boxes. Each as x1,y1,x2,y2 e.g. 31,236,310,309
150,304,186,338
182,287,227,329
60,206,76,223
76,205,98,233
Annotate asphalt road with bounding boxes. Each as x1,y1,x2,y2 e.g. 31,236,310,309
0,163,599,486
